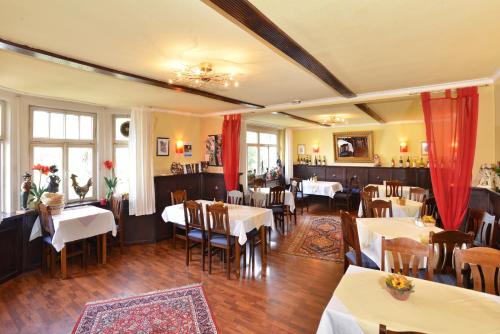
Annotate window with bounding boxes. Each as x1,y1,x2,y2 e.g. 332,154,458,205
246,129,279,174
113,116,130,195
30,107,96,202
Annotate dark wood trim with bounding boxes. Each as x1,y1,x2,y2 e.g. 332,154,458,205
205,0,356,98
0,37,264,109
355,103,385,123
277,111,331,127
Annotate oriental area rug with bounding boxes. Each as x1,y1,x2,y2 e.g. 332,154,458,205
279,215,343,262
72,284,218,334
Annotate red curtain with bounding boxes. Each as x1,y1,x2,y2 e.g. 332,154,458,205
222,114,241,191
421,87,479,230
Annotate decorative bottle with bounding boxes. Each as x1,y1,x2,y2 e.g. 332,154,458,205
405,156,411,168
391,158,395,167
399,156,404,168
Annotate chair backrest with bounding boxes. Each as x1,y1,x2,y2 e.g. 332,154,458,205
379,324,426,334
205,203,230,238
371,199,393,218
340,210,362,266
465,208,484,235
253,178,266,188
385,180,402,197
454,247,500,295
110,195,123,220
381,237,433,280
227,190,243,205
290,178,304,192
429,230,474,274
349,175,361,190
476,212,497,247
171,189,187,205
251,192,267,208
268,186,285,206
420,197,439,219
183,200,205,232
361,190,374,218
38,203,55,237
363,185,379,198
409,187,426,203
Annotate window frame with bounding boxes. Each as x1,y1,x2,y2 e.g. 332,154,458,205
246,127,279,175
112,114,130,195
29,106,97,202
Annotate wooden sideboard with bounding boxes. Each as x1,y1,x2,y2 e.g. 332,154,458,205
293,165,432,190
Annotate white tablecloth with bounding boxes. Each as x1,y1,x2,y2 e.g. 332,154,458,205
302,180,343,198
161,200,274,245
30,206,116,252
356,217,442,270
317,266,500,334
249,188,295,213
357,197,423,218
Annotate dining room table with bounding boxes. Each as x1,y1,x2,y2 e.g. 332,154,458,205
357,196,423,218
356,217,442,270
161,199,275,278
30,205,116,279
302,179,343,198
316,265,500,334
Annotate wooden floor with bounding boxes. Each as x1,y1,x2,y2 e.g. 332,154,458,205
0,202,344,334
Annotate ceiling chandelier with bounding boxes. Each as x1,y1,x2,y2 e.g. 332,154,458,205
321,115,346,126
168,62,239,89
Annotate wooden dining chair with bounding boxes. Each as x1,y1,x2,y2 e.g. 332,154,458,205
171,189,187,249
466,209,497,247
371,199,393,218
363,185,379,198
290,177,309,214
268,186,287,233
333,176,360,211
39,203,86,278
381,237,433,280
455,247,500,295
408,187,426,203
251,191,267,208
360,190,374,218
184,200,206,270
385,180,402,197
253,178,266,188
206,203,241,279
379,324,426,334
110,195,125,253
249,191,270,253
429,230,474,285
340,210,379,272
227,190,244,205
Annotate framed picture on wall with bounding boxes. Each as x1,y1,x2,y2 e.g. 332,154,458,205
333,131,374,163
297,144,306,155
206,134,223,166
156,137,170,156
421,141,429,155
184,142,192,157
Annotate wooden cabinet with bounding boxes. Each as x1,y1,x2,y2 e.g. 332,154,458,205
368,168,393,185
325,166,346,183
0,217,22,283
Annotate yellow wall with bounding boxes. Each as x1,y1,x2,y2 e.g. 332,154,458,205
152,112,222,175
292,86,497,173
495,81,500,162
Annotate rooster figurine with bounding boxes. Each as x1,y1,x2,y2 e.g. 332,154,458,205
70,174,92,202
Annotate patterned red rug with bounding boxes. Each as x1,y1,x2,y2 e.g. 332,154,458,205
72,284,218,334
279,215,343,262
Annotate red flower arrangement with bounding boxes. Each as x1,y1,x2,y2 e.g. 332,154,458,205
103,160,117,200
33,164,50,175
103,160,114,170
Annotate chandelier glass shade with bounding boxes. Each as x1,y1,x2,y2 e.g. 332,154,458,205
322,116,346,126
168,62,239,89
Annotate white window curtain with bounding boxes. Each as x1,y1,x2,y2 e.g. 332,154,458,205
129,107,155,216
284,128,293,184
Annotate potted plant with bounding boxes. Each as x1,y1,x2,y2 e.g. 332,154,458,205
29,164,50,208
385,273,414,301
103,160,118,203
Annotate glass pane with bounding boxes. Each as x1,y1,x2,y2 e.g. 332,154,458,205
65,114,79,139
246,131,258,144
79,115,93,140
247,146,258,174
68,147,93,200
33,111,50,138
32,146,63,192
49,113,65,139
115,117,130,141
115,146,130,194
259,146,269,174
269,146,278,168
259,132,277,145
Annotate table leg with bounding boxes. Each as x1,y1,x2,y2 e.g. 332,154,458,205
235,241,241,279
260,226,267,276
61,246,67,280
101,234,107,265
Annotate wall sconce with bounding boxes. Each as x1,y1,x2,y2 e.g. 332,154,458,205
312,143,320,153
400,141,408,153
175,139,184,154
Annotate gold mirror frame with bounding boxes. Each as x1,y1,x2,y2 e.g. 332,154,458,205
333,131,374,163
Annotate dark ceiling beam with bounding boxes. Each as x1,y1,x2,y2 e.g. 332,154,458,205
354,103,385,123
0,37,264,109
277,111,331,127
204,0,356,98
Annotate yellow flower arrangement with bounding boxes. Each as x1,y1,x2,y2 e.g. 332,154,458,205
385,273,414,292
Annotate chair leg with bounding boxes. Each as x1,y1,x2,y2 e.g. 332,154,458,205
41,244,47,272
226,248,231,280
173,225,177,249
208,244,212,274
82,240,87,270
201,239,206,271
185,238,190,266
119,230,124,254
50,248,56,278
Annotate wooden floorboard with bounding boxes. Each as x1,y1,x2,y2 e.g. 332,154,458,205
0,202,345,334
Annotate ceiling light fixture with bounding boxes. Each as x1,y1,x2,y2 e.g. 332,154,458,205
322,115,346,126
168,62,239,89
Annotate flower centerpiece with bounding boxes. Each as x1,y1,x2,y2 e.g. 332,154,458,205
29,164,50,208
103,160,118,202
385,273,414,301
